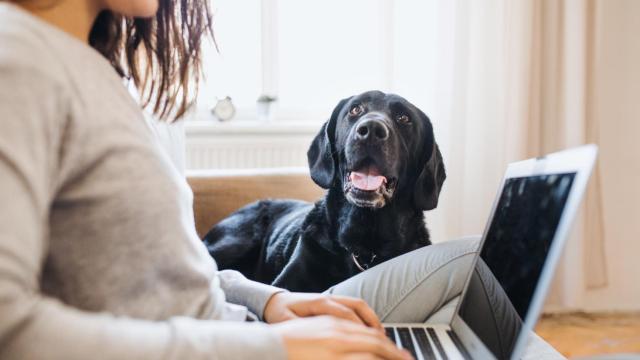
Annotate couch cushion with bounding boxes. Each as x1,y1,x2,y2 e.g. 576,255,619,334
187,168,324,238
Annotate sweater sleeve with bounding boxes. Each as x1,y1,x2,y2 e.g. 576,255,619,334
218,270,288,320
0,66,287,360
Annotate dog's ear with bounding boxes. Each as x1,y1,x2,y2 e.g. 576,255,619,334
307,97,350,189
414,142,446,210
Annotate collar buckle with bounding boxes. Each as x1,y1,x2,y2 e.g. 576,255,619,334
351,252,377,272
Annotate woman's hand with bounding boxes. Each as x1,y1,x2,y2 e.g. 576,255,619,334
264,292,382,330
272,316,412,360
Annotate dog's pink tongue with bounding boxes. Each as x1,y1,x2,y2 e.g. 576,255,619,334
350,169,386,191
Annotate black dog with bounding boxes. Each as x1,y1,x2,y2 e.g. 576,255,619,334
203,91,446,292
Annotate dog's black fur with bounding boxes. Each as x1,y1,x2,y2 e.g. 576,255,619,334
203,91,446,292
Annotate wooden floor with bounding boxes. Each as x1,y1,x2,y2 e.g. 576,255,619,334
536,312,640,358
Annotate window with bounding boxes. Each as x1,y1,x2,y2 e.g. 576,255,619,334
196,0,262,121
194,0,440,124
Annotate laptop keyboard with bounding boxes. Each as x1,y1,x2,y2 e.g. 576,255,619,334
385,327,397,342
384,326,465,360
396,328,418,359
426,328,448,359
412,327,437,360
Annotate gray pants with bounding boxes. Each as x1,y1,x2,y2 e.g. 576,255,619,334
326,237,480,322
324,236,524,359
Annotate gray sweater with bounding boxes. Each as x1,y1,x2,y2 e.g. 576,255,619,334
0,4,287,359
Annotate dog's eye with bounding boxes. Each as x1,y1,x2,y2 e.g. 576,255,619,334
396,114,411,124
349,104,365,117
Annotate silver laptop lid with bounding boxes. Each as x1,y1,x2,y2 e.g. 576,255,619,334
450,145,597,360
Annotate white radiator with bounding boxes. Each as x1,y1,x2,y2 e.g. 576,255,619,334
185,122,318,170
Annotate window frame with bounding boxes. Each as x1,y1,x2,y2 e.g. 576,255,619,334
190,0,395,126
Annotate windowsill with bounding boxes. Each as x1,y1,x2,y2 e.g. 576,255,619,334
185,120,321,136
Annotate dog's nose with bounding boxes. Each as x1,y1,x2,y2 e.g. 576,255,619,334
355,119,389,142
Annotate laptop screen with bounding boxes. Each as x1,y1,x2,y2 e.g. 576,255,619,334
457,172,576,359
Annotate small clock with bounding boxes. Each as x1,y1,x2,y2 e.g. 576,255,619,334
211,96,236,122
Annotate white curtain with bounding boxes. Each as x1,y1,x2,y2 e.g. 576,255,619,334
408,0,640,312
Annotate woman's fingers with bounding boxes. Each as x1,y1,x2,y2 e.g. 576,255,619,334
330,296,383,330
329,319,410,360
273,316,411,360
295,295,383,330
341,353,384,360
296,298,366,325
335,334,411,360
279,309,298,321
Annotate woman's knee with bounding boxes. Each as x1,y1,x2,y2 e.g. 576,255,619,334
326,236,481,323
377,237,480,321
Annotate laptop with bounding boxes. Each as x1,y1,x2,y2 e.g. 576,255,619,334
383,144,597,360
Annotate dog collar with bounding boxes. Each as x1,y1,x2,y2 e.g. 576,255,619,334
351,252,377,272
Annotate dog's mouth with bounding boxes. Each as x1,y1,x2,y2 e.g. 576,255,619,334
344,163,397,209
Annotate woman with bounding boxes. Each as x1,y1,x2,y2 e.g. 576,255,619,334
0,1,515,359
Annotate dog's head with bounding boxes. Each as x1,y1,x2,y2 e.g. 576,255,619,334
307,90,446,210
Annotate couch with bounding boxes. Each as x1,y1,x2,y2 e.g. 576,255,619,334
188,168,323,238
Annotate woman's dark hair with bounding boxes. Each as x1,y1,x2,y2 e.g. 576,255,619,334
89,2,214,121
7,0,214,121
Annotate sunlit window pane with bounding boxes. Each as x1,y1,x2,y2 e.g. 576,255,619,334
197,0,262,117
277,0,390,120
